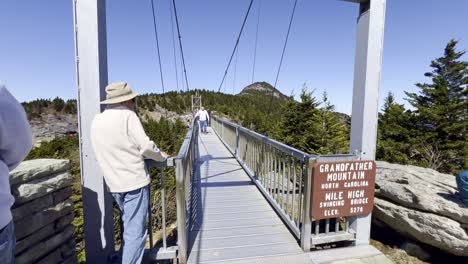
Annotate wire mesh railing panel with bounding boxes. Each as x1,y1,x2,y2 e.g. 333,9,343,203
211,115,357,249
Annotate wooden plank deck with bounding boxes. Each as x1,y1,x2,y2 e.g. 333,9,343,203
187,127,309,264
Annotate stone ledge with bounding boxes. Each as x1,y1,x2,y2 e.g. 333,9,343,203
12,170,72,205
15,200,73,240
15,225,74,264
10,159,70,185
15,214,74,255
35,238,76,264
12,187,71,220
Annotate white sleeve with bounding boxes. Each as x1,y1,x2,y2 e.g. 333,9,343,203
0,85,33,171
127,112,165,161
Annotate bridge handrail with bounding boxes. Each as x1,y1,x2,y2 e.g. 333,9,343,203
173,120,198,264
143,158,177,261
212,116,314,160
211,115,357,250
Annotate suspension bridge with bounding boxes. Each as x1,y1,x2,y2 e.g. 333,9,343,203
73,0,388,263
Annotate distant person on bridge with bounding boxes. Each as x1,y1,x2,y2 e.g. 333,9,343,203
195,107,210,134
91,82,168,264
0,84,33,264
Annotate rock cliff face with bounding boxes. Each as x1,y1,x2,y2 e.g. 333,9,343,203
30,114,77,145
374,161,468,256
29,105,191,145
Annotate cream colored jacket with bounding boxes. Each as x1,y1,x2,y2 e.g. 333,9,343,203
91,106,165,193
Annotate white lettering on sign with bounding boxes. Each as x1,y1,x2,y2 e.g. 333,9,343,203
325,192,343,201
319,200,345,208
350,207,363,214
319,161,373,173
321,182,340,189
347,190,365,199
324,209,339,217
350,198,368,205
344,180,369,188
326,171,365,182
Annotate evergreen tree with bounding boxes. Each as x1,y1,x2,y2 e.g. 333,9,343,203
377,92,413,164
276,86,321,153
405,40,468,173
316,92,349,154
52,97,65,112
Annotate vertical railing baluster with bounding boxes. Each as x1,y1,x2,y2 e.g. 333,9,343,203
287,157,291,219
292,160,298,228
315,220,320,236
297,162,303,226
161,169,167,249
325,218,330,234
148,176,154,248
300,158,312,251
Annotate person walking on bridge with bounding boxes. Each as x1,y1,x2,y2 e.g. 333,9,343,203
91,82,168,264
0,84,33,264
195,107,210,134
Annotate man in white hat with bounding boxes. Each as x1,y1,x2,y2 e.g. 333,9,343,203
91,82,167,264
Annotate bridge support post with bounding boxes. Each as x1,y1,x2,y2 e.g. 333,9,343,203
73,0,114,262
300,158,313,251
348,0,386,245
175,158,187,264
235,127,240,157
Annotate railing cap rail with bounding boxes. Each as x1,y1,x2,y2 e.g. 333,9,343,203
213,115,359,162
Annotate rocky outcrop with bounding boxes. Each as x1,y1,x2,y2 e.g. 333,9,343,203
139,104,193,126
29,114,77,145
239,82,289,100
374,161,468,256
10,159,76,264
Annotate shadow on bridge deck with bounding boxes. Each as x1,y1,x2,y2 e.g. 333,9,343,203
187,127,310,264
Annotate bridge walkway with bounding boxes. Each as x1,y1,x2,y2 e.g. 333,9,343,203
187,127,310,264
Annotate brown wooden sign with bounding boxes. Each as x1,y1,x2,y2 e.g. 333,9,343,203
311,160,376,220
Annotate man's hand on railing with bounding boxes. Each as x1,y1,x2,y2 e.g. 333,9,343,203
161,151,170,160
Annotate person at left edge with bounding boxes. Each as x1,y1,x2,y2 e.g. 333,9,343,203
0,83,33,264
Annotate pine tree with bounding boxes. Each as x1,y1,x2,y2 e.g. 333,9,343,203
405,40,468,173
377,92,413,164
276,86,320,153
316,92,349,154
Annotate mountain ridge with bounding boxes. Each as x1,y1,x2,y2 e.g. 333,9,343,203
239,81,289,100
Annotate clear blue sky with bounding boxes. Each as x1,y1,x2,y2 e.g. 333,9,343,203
1,0,467,114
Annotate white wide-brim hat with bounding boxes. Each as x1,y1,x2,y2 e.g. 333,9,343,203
100,82,138,104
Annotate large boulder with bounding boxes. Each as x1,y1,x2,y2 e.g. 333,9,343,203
374,161,468,256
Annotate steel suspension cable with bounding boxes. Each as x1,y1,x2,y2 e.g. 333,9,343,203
150,0,165,93
169,0,180,91
232,46,238,94
273,0,298,88
265,0,298,130
172,0,190,91
217,0,254,92
251,0,261,83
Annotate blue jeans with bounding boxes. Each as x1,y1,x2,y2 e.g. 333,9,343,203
111,186,149,264
200,120,207,133
0,220,15,264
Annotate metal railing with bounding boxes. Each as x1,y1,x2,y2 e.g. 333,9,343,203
174,121,199,264
143,158,178,261
133,120,197,264
211,115,357,250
